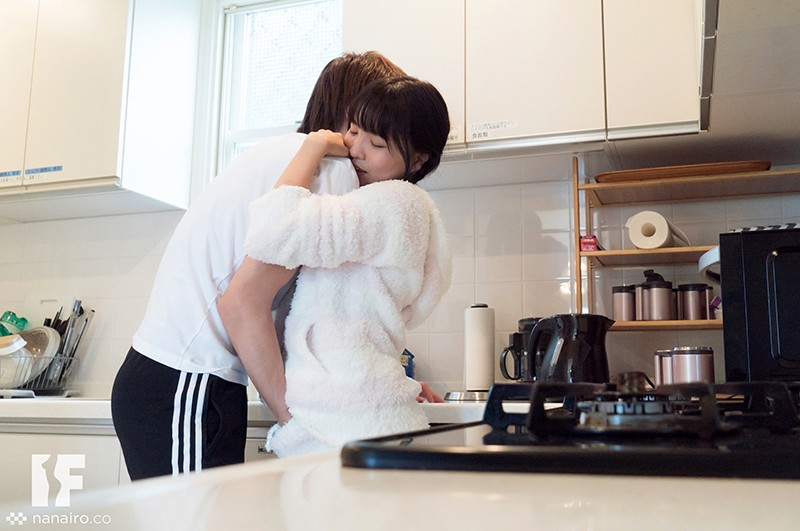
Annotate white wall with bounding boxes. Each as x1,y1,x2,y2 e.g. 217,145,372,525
0,211,181,398
3,154,800,398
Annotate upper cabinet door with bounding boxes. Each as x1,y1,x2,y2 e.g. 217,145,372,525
23,0,130,185
604,0,701,139
0,0,38,188
465,0,606,146
342,0,466,144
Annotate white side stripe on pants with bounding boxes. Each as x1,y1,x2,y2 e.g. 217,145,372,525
194,374,210,473
170,371,210,475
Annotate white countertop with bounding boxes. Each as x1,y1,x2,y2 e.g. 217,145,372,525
7,449,800,530
0,397,494,426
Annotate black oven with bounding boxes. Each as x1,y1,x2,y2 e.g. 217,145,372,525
720,226,800,382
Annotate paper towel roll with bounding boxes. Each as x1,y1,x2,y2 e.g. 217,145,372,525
464,303,495,391
625,211,691,249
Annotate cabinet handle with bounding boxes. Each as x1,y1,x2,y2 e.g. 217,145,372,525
257,445,268,454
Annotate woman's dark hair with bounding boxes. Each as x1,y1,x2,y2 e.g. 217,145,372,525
347,76,450,184
298,51,405,134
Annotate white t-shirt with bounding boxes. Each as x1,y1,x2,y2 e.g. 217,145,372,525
132,133,358,385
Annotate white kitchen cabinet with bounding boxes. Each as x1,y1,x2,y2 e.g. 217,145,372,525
603,0,702,139
342,0,466,144
0,0,201,223
0,429,124,505
344,0,703,152
465,0,606,147
245,430,275,462
0,1,37,190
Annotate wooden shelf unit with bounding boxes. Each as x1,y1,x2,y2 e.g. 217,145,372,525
610,320,723,332
580,167,800,207
582,246,716,267
572,159,800,329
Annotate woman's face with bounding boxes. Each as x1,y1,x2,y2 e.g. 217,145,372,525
345,124,427,186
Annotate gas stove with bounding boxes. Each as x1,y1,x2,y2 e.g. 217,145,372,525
341,374,800,479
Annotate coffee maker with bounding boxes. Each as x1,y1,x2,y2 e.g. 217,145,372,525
500,317,547,382
501,314,614,384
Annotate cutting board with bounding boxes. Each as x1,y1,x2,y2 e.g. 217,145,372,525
595,160,772,183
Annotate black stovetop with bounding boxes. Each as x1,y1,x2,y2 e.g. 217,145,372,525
341,377,800,479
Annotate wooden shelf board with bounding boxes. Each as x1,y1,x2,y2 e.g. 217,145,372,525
579,168,800,206
611,319,723,331
581,246,715,266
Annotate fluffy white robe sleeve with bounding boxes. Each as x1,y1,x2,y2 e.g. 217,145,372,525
245,179,451,328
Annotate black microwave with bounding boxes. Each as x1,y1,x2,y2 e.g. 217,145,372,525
720,226,800,382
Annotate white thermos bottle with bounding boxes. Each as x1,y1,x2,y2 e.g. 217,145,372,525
464,303,496,391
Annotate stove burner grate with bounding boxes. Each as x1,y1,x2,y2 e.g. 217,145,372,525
482,377,800,441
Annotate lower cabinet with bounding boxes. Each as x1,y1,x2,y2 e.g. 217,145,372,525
0,422,274,506
245,426,274,462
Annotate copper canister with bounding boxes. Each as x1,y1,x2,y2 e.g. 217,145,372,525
654,349,673,386
671,346,715,384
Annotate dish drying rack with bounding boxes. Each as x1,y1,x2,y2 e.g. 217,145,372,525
0,299,93,398
0,355,80,398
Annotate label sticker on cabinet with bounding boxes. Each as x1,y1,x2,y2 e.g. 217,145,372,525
468,119,518,140
24,165,64,181
0,170,22,186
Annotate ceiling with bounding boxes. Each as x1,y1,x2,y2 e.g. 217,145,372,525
586,0,800,174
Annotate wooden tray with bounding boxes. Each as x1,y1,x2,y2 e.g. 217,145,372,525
595,160,772,183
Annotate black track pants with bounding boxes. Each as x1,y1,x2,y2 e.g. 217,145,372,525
111,348,247,480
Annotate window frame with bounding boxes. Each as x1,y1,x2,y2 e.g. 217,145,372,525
190,0,343,201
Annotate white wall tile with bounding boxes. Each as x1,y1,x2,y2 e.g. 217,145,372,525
474,282,523,333
448,235,476,285
429,189,474,238
726,196,782,223
522,280,573,317
428,283,474,333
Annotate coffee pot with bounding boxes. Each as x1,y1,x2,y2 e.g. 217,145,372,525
499,317,550,382
528,313,614,383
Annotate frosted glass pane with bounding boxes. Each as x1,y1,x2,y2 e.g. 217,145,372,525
235,0,342,130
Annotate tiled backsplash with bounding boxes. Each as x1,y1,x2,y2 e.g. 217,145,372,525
0,211,181,398
3,156,800,398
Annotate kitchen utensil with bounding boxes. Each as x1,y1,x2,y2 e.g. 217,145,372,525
653,349,674,386
678,284,709,320
671,346,715,384
0,311,29,335
500,317,549,382
0,335,33,388
500,332,524,381
528,313,614,384
55,307,93,387
642,270,673,320
17,326,60,386
594,160,772,183
43,300,82,386
612,285,635,321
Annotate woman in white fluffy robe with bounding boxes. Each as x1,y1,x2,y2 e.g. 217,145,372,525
244,78,452,457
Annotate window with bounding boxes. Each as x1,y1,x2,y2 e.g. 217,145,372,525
217,0,343,172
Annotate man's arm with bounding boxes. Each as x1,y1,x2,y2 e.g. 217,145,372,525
218,257,295,425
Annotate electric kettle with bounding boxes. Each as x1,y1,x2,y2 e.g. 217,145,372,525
527,313,614,383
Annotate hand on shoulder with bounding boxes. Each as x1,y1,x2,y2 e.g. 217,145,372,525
305,130,349,158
